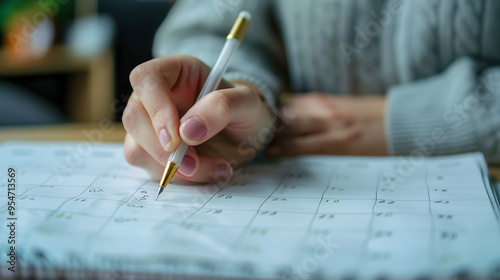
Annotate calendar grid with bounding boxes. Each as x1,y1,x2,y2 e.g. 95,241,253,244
177,183,237,227
16,174,58,241
232,165,290,250
424,164,437,270
1,142,500,279
357,165,383,269
95,179,151,236
37,158,123,224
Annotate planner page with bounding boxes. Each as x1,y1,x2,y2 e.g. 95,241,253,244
1,142,499,279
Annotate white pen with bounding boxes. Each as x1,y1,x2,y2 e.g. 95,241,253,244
156,11,251,200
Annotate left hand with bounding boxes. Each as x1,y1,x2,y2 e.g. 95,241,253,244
267,93,388,157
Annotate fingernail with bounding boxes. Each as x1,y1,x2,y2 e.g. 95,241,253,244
213,164,232,183
178,155,196,177
159,128,171,150
181,116,207,142
267,146,281,155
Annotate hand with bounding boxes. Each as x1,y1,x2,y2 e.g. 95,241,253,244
123,55,273,184
267,93,388,157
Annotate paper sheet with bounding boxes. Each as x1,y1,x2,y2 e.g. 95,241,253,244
1,142,500,279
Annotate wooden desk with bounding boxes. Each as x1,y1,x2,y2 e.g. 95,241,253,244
1,123,499,182
0,122,126,143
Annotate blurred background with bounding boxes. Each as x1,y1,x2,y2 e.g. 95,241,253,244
0,0,172,126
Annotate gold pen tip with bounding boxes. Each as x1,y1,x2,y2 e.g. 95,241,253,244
159,161,179,188
156,161,179,200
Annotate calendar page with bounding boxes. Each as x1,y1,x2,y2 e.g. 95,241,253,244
1,141,499,279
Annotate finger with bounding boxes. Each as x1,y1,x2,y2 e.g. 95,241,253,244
123,133,166,180
276,115,328,138
130,55,213,153
176,147,233,184
124,134,196,184
122,92,170,164
276,105,336,138
267,134,324,157
178,85,264,145
129,58,182,152
267,127,361,157
130,55,235,153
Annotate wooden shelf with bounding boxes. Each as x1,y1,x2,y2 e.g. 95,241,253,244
0,45,91,76
0,45,115,122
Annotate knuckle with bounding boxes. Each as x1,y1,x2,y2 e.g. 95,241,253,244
154,148,169,165
129,64,145,86
122,97,141,132
151,110,168,132
310,92,324,101
346,126,362,140
130,64,160,93
213,91,234,120
182,54,202,65
123,140,142,166
327,110,338,120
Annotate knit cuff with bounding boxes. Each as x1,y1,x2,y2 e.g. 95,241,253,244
224,71,277,110
386,58,480,156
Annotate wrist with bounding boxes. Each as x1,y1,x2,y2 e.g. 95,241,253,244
229,79,276,149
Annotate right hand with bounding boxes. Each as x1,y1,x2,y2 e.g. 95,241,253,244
122,55,274,184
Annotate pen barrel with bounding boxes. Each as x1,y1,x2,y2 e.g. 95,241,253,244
168,140,188,166
195,38,240,102
168,38,240,167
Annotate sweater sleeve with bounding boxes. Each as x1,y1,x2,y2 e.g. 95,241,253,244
152,0,287,110
386,57,500,163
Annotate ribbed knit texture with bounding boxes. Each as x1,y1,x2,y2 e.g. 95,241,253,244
153,0,500,163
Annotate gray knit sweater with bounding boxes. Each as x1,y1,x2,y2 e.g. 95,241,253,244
153,0,500,163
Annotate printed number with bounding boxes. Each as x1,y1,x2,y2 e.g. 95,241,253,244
378,200,395,204
374,230,392,238
375,212,393,217
206,209,223,214
250,228,267,235
55,213,73,220
114,217,138,223
434,200,450,204
437,214,453,220
126,204,144,208
183,224,203,231
318,214,334,219
440,231,459,240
